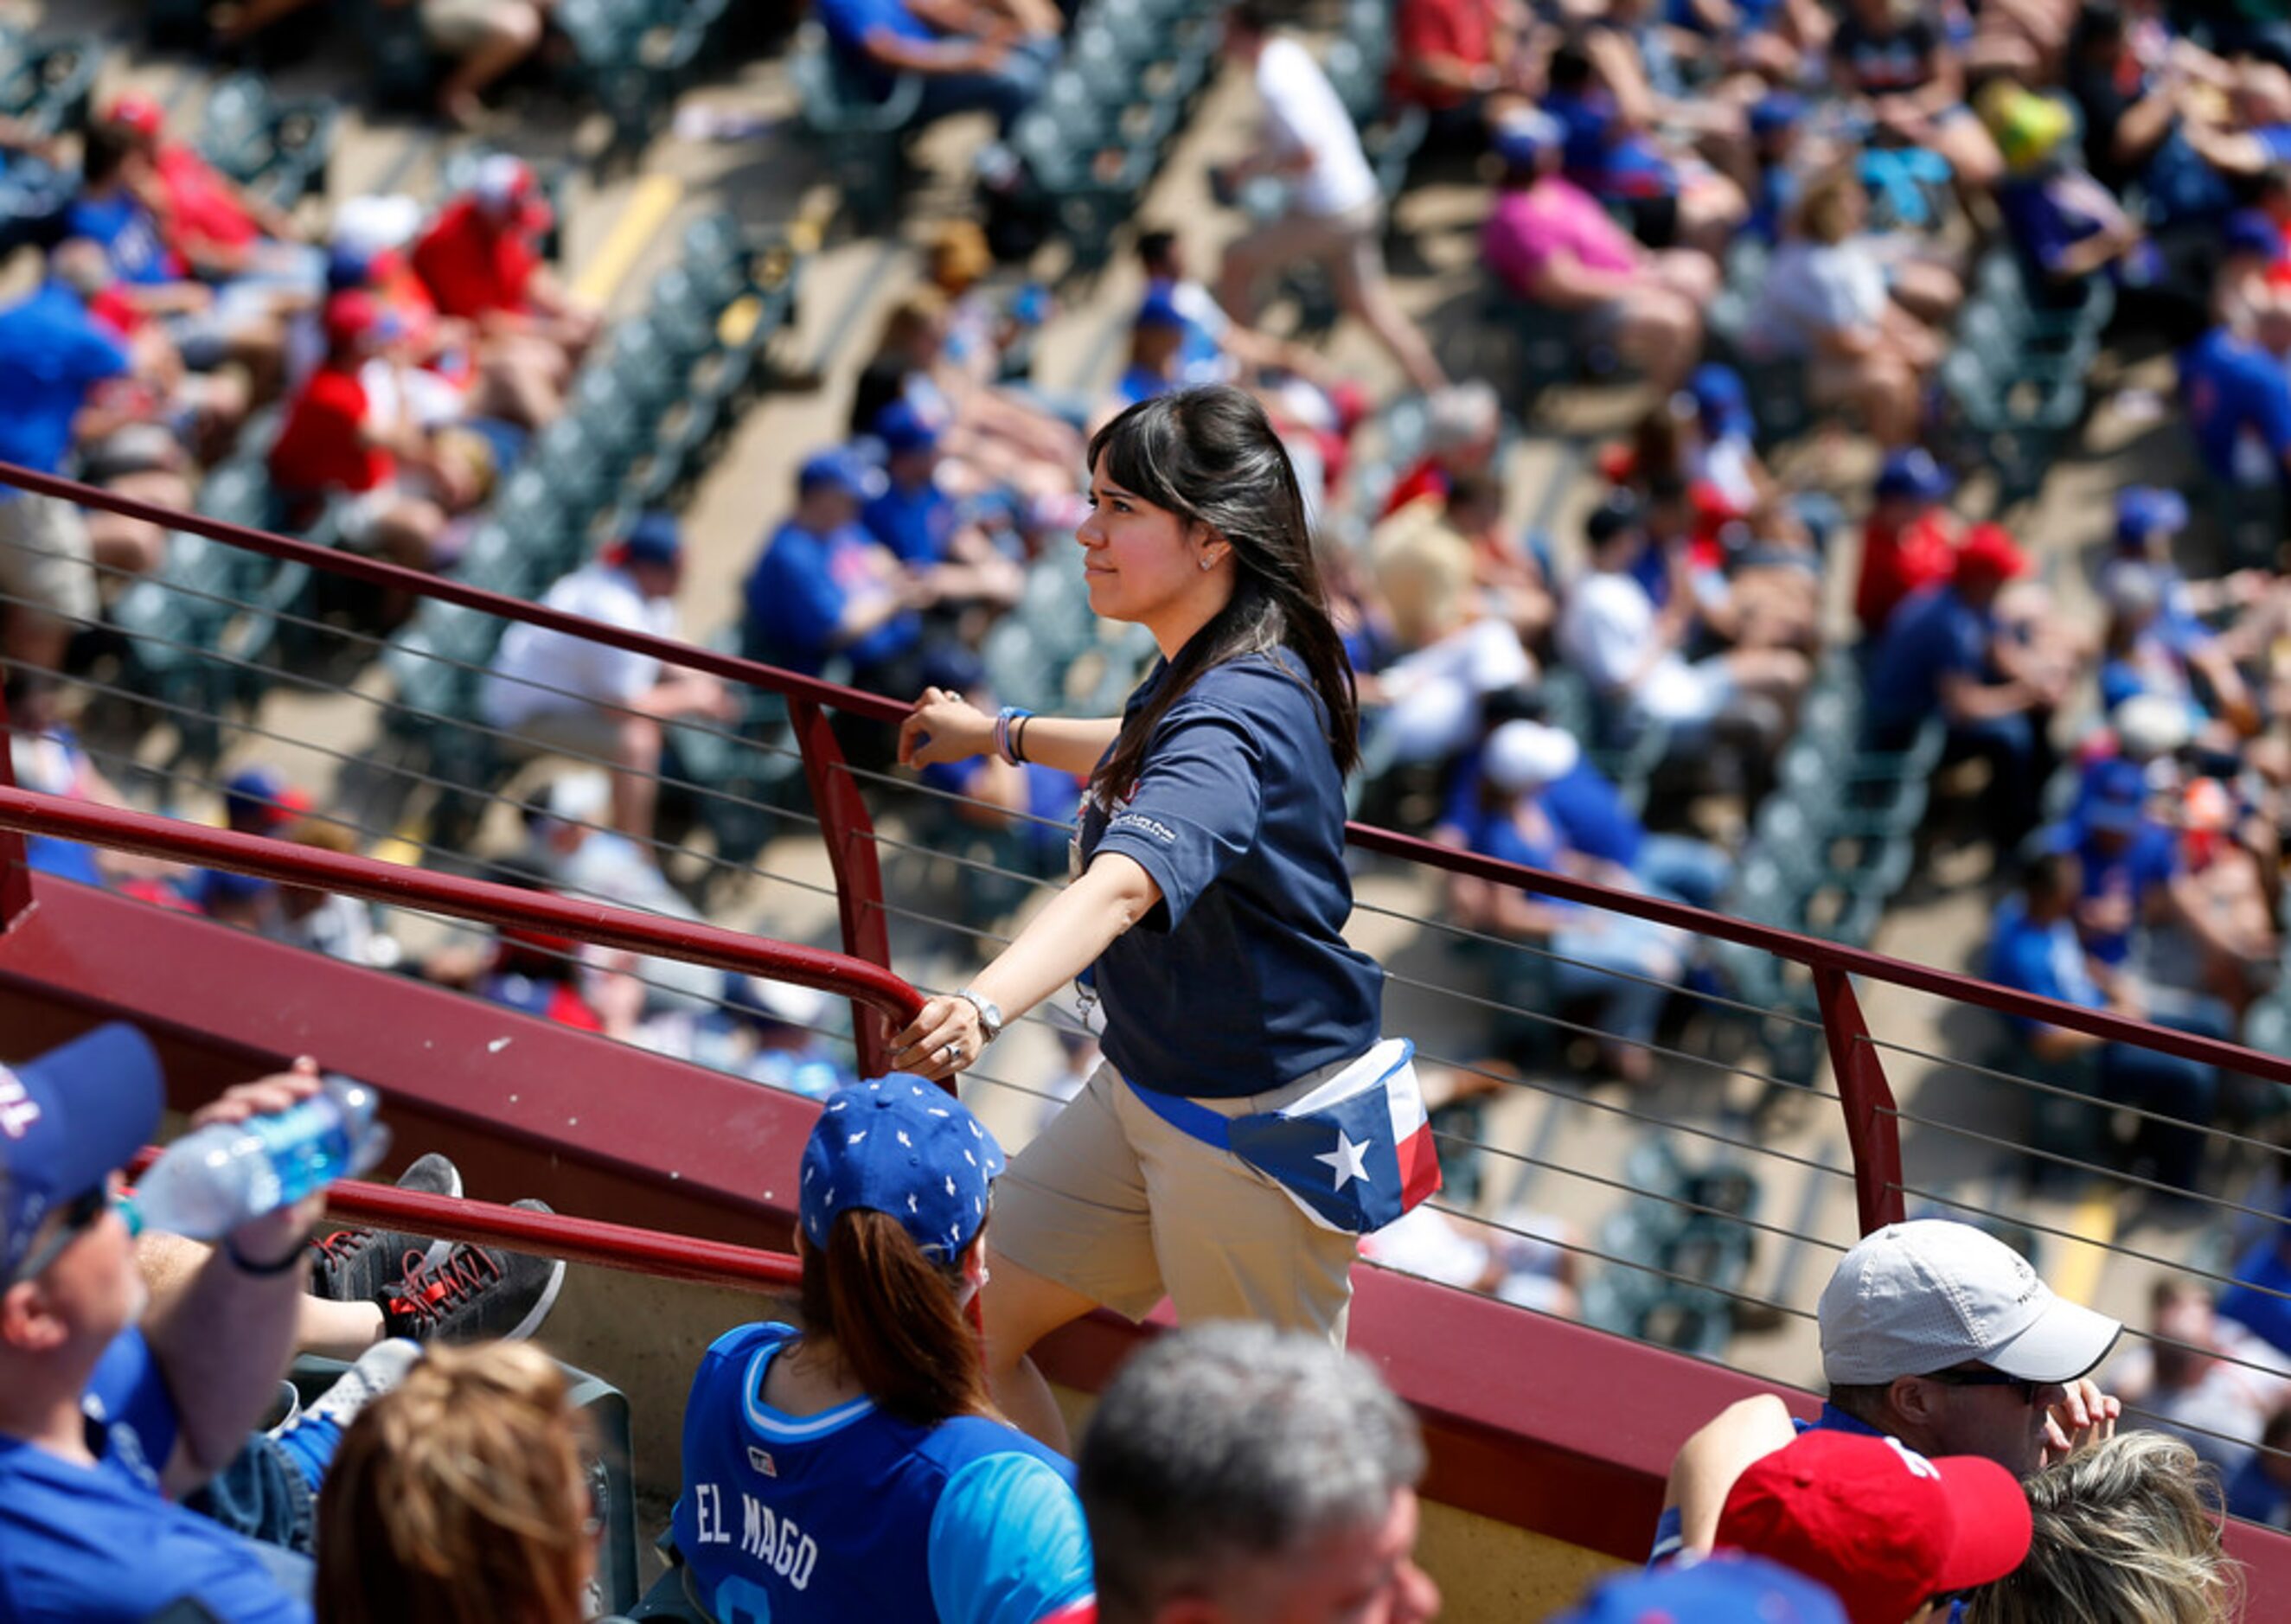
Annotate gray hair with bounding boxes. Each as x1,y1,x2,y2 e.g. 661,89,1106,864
1078,1322,1427,1622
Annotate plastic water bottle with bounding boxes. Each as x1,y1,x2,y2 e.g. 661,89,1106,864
126,1076,392,1240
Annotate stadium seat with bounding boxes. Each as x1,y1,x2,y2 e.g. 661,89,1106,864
790,22,920,234
199,73,338,211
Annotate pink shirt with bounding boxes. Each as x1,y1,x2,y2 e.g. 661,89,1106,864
1481,176,1641,297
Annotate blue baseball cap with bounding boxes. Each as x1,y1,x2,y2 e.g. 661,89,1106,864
1494,110,1565,169
1548,1554,1846,1624
1874,448,1955,503
1750,93,1806,139
221,766,309,831
0,1025,162,1282
798,445,888,502
2080,756,2151,834
324,245,377,292
1687,363,1755,442
800,1076,1006,1261
1136,285,1188,330
618,510,682,567
2226,208,2284,262
874,400,944,457
2115,486,2188,548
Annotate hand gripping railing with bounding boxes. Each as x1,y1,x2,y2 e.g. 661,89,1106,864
4,460,2291,1239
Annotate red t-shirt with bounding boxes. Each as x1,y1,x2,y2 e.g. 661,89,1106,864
269,367,391,495
411,199,539,321
1380,457,1449,520
1389,0,1495,111
1856,508,1956,635
155,144,261,253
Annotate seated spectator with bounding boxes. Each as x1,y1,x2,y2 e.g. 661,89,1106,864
0,240,172,675
1865,527,2062,848
2103,487,2274,672
1383,380,1502,519
1078,1321,1438,1624
1984,82,2160,301
1387,0,1515,142
1985,845,2221,1195
849,289,1086,508
1358,1200,1583,1317
521,772,719,1014
1109,286,1190,412
1970,1432,2239,1624
1213,3,1449,395
480,513,735,850
1538,34,1747,257
1714,1430,2032,1624
315,1342,595,1624
1827,0,2004,191
0,1028,387,1620
812,0,1062,136
1557,491,1808,751
669,1076,1093,1622
411,159,595,424
272,819,399,971
1856,448,1957,638
1482,112,1716,397
2108,1277,2291,1483
862,400,1025,611
2179,287,2291,494
1438,718,1689,1082
1360,487,1535,768
1747,166,1946,450
70,123,293,400
267,291,461,581
2099,566,2256,747
99,95,318,290
746,449,972,699
1135,227,1351,407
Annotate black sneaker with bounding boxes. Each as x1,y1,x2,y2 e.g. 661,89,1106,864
381,1199,566,1344
308,1153,463,1305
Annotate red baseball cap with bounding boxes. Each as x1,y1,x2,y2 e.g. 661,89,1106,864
1717,1431,2032,1624
1954,522,2028,587
323,291,404,349
104,93,164,139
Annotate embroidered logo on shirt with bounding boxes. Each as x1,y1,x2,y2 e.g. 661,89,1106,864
1108,811,1179,846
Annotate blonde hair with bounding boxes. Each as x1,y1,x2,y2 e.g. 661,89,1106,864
1797,167,1864,246
316,1342,596,1624
1970,1432,2242,1624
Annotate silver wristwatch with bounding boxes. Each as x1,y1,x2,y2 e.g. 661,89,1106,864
955,987,1005,1044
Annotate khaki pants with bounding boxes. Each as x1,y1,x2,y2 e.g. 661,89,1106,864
1223,198,1387,310
991,1058,1361,1345
0,494,98,626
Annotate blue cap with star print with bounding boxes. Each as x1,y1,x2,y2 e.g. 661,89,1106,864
798,1075,1008,1261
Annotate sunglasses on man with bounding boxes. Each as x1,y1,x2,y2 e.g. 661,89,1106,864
1923,1366,2047,1406
4,1182,115,1289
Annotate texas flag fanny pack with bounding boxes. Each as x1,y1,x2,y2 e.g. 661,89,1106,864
1125,1039,1442,1235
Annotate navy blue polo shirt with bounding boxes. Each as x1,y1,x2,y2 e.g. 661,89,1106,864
0,281,131,482
2179,327,2291,485
1080,648,1382,1099
1865,585,1990,737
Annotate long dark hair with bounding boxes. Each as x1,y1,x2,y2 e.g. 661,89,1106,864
797,1208,998,1427
1087,387,1360,802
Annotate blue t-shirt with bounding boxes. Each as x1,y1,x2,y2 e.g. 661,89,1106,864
1996,173,2108,281
813,0,935,93
2230,1449,2291,1527
1985,897,2106,1036
1865,585,1989,736
0,282,131,481
1442,750,1644,869
2219,1227,2291,1361
743,518,919,676
1112,364,1173,409
2068,816,2178,966
673,1323,1091,1624
0,1331,309,1624
863,479,958,567
1079,648,1383,1098
64,192,175,287
2179,328,2291,485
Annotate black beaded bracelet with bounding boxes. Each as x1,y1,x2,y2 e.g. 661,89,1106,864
1012,713,1032,764
226,1237,309,1277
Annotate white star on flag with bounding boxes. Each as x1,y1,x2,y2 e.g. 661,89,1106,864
1315,1129,1371,1192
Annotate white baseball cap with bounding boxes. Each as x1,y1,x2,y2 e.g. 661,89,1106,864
1818,1220,2121,1386
1484,720,1582,794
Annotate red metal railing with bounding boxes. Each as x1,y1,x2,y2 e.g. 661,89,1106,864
4,460,2289,1243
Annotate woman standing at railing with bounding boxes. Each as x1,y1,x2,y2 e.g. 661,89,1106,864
896,385,1430,1450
